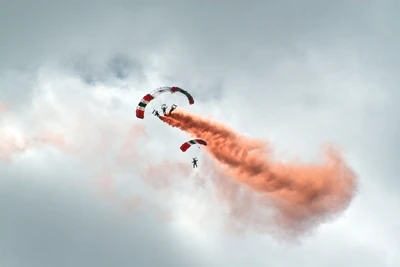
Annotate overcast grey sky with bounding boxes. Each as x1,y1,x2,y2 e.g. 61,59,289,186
1,1,399,267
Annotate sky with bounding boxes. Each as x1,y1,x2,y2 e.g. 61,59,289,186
1,1,399,267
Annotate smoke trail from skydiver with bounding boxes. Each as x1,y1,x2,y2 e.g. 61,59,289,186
161,110,358,237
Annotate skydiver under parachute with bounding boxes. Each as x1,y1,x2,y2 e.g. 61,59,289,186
180,139,207,168
135,86,194,119
152,110,161,118
192,157,198,168
161,104,168,116
169,104,177,115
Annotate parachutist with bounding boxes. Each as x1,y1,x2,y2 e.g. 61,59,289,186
161,104,168,115
180,140,206,168
192,157,198,168
152,110,161,117
169,104,177,115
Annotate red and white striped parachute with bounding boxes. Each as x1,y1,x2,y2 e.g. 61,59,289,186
180,139,207,152
136,86,194,119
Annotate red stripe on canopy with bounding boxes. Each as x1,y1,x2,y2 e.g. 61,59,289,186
180,142,191,152
136,109,144,119
143,94,154,102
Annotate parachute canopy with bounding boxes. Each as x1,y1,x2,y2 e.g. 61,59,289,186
136,86,194,119
180,139,207,152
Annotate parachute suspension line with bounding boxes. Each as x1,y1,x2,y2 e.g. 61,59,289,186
152,92,166,114
194,145,201,157
149,92,163,116
149,99,156,111
149,97,159,118
159,93,167,111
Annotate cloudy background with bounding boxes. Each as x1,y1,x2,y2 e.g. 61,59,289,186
1,1,399,266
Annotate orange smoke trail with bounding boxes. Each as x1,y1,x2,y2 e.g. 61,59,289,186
161,110,358,236
116,124,149,165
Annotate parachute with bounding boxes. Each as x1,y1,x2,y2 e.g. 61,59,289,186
136,86,194,119
180,139,207,152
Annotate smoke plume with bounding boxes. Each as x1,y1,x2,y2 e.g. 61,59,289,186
161,110,358,237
